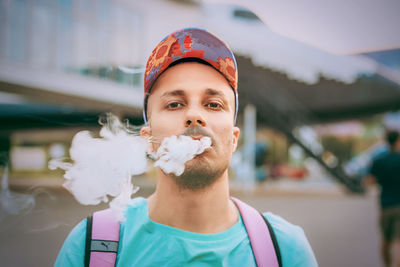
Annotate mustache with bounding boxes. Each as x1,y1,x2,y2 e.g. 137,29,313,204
182,126,215,144
148,127,216,145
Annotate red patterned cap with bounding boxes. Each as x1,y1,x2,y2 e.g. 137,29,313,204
143,27,238,124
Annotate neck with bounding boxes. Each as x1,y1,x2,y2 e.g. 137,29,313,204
148,169,238,234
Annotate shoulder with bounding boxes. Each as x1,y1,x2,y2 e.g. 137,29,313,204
126,196,147,209
371,152,394,166
370,152,400,172
123,197,148,221
54,219,87,267
370,154,386,174
54,197,147,266
263,212,318,267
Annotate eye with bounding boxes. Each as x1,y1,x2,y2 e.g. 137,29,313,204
206,102,222,109
166,102,184,109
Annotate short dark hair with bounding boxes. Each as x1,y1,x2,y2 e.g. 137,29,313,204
386,130,399,148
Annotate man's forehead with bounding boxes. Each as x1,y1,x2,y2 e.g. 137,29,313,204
159,88,230,98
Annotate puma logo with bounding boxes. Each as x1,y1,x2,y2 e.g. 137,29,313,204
101,242,109,250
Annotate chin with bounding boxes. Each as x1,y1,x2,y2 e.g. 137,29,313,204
174,167,221,191
172,157,229,191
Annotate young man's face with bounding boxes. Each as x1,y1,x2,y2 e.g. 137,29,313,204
141,62,240,190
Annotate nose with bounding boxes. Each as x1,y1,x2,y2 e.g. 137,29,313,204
186,118,205,127
185,107,206,127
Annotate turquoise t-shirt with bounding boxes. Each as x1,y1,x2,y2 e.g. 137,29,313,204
55,197,317,266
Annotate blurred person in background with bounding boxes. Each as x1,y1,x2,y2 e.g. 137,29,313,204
368,130,400,267
55,28,317,267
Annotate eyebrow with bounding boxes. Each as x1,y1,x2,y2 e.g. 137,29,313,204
205,88,228,99
160,88,228,99
160,90,186,98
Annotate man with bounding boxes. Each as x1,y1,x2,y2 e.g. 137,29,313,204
55,28,317,266
368,130,400,267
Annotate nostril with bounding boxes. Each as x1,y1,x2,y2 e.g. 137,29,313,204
186,119,205,127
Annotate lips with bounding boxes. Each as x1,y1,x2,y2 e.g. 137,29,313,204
189,135,203,141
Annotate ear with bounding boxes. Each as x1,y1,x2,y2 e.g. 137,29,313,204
232,126,240,152
140,126,154,154
140,125,151,138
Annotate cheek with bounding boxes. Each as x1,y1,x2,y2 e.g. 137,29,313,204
149,115,184,142
214,125,234,151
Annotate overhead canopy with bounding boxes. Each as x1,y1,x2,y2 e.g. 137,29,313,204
236,55,400,126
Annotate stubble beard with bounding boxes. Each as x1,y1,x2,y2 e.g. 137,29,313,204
172,153,230,191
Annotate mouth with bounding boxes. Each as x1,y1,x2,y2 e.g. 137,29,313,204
189,135,203,141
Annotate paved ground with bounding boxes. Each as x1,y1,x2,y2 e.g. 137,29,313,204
0,185,382,267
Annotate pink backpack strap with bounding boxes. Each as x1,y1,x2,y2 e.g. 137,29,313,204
85,209,120,267
231,197,281,267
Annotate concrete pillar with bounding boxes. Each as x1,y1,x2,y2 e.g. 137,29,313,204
242,104,256,191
